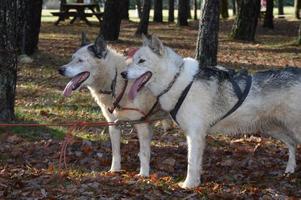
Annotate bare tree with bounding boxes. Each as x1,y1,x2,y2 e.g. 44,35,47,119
136,0,142,18
195,0,220,67
298,24,301,45
194,0,198,20
136,0,151,35
263,0,274,29
121,0,130,20
278,0,284,17
154,0,163,22
295,0,301,19
178,0,189,26
231,0,260,41
101,0,122,41
0,1,18,121
168,0,175,22
220,0,229,19
18,0,43,55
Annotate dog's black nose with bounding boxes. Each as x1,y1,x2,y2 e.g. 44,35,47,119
121,71,128,79
58,67,66,76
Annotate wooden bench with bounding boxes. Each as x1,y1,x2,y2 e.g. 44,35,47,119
93,12,103,21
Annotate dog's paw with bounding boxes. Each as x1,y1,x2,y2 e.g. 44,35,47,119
137,171,149,177
109,167,122,173
285,165,296,174
178,180,200,189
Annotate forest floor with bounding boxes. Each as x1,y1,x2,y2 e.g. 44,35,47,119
1,17,301,199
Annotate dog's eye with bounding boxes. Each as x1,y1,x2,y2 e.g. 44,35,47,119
78,59,83,62
138,59,145,64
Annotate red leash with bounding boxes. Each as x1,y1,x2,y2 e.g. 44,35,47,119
0,118,165,175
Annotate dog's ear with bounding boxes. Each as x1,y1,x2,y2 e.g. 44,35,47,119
149,35,164,56
81,32,90,47
142,34,151,46
88,35,108,59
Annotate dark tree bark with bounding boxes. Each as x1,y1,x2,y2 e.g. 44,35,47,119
154,0,163,22
220,0,229,19
18,0,43,55
278,0,284,16
101,0,122,41
136,0,151,35
178,0,189,26
231,0,260,41
195,0,220,67
194,0,198,20
0,1,18,121
136,0,142,19
232,0,236,15
168,0,175,22
263,0,274,29
298,24,301,45
187,0,192,19
295,0,301,19
121,0,130,20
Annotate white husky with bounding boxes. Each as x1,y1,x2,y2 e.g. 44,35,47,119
59,35,170,176
122,35,301,188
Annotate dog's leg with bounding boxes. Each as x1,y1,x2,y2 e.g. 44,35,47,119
266,127,297,173
109,126,122,172
134,123,153,177
180,130,206,189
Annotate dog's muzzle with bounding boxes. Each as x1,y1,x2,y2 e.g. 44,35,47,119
121,71,128,79
58,67,66,76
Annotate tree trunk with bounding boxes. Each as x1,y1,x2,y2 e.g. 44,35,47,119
220,0,229,19
168,0,175,22
278,0,284,16
178,0,189,26
195,0,220,67
187,0,192,19
136,0,151,35
121,0,130,20
232,0,236,15
298,24,301,45
18,0,43,55
231,0,260,41
194,0,198,20
101,0,122,41
136,0,142,19
154,0,163,22
263,0,274,29
0,1,18,121
295,0,301,19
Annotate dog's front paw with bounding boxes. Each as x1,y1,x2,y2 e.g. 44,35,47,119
178,179,200,189
285,165,296,174
137,171,149,177
109,166,121,173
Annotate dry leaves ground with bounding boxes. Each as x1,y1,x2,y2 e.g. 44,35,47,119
1,16,301,199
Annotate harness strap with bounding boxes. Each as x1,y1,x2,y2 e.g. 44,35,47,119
169,81,193,123
210,74,252,127
141,100,159,121
168,71,252,126
108,80,128,113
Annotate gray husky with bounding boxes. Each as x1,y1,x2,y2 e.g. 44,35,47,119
59,35,170,177
122,35,300,188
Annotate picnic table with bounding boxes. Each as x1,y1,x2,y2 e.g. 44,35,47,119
51,3,103,26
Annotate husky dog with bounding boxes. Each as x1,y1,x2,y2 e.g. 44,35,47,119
121,35,300,188
58,34,170,176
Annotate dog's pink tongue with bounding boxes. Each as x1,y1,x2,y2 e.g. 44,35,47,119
63,75,82,97
129,75,145,100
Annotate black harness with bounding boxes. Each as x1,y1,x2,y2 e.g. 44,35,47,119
168,67,252,126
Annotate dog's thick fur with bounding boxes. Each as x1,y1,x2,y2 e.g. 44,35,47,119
123,35,301,188
59,36,170,176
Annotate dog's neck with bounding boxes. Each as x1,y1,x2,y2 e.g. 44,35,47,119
149,57,199,111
